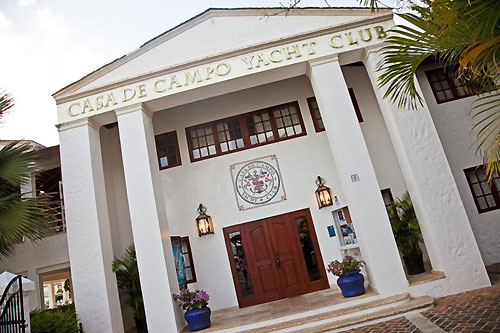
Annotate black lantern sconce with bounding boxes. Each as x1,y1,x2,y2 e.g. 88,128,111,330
196,204,214,237
315,176,333,209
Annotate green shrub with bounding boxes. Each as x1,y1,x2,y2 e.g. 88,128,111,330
30,304,79,333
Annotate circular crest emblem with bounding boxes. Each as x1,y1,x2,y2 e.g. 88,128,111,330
235,161,280,205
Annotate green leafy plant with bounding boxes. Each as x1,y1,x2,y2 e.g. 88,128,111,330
373,0,500,182
30,304,79,333
112,245,145,321
0,142,52,256
387,191,422,258
0,90,53,257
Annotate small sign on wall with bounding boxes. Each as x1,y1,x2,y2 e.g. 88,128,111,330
230,155,286,211
327,225,336,238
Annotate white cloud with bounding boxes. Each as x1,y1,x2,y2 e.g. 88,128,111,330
34,7,67,42
0,11,13,35
0,5,104,146
17,0,36,7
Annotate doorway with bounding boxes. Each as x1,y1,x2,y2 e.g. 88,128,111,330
223,208,329,307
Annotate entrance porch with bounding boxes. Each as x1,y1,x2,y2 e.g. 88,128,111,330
187,287,434,332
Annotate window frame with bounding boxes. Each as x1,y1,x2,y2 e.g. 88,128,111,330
381,188,398,220
186,101,306,162
181,236,197,284
307,89,362,134
155,130,182,170
348,88,363,123
425,67,470,104
307,97,325,132
464,165,500,214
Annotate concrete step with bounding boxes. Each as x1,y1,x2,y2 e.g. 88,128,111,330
241,293,411,333
215,292,434,333
288,296,434,332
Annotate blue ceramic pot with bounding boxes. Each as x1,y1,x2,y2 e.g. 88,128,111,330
337,269,365,297
184,306,211,331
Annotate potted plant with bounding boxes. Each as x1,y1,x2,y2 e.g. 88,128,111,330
387,191,425,275
112,245,147,333
173,289,211,331
327,255,365,297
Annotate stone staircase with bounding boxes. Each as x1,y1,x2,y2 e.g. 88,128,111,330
216,293,434,333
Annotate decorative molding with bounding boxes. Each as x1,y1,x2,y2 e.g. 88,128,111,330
307,54,340,78
56,117,100,132
54,14,394,104
115,103,153,118
361,43,386,63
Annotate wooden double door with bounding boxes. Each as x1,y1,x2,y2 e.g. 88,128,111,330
223,208,329,307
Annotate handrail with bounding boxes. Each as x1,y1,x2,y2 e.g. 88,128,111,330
0,275,21,310
0,275,26,331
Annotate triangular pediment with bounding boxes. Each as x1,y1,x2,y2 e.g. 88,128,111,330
53,7,392,100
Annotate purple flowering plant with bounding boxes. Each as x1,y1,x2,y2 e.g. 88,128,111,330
327,255,364,277
173,289,210,311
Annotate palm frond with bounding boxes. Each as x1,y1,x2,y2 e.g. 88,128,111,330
0,193,49,256
376,0,500,183
471,90,500,183
0,142,39,187
0,142,48,256
0,91,14,120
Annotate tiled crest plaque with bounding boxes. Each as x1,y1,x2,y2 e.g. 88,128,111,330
230,155,286,211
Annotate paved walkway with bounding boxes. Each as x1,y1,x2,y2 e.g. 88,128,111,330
347,270,500,333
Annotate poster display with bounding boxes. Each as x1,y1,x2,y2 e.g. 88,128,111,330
333,207,358,247
171,236,187,290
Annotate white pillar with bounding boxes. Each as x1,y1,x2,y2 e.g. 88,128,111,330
58,119,124,333
308,55,408,294
116,104,184,332
363,47,491,291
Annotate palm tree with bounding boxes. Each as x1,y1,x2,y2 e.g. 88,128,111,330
370,0,500,181
0,90,47,257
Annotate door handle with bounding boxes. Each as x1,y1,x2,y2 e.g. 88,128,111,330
274,253,281,268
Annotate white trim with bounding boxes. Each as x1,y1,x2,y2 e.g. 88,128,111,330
53,11,393,102
56,118,99,132
115,103,153,118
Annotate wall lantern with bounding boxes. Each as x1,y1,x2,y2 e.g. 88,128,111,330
315,176,333,209
196,204,214,237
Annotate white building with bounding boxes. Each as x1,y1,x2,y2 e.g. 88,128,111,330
2,7,498,332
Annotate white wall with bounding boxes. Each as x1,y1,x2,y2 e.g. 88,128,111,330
98,74,409,310
113,75,346,310
100,127,134,258
0,233,70,312
343,65,434,265
416,67,500,266
342,66,408,199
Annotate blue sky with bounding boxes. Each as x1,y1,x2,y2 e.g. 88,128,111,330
0,0,370,146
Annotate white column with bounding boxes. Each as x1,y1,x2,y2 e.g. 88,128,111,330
308,55,408,294
116,104,184,332
363,47,490,291
58,119,124,332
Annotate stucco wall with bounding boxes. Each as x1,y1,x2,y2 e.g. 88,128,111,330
99,73,409,310
416,67,500,266
342,66,408,199
0,233,70,312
